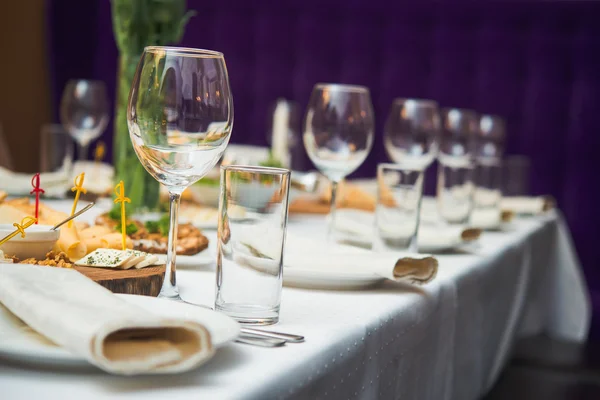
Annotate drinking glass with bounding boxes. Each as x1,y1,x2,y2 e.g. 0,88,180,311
503,155,531,196
128,46,233,300
477,114,506,161
303,83,374,240
474,161,503,210
0,124,14,170
437,108,478,225
266,98,301,169
40,124,74,174
60,80,109,160
215,165,290,325
373,163,424,253
384,98,440,170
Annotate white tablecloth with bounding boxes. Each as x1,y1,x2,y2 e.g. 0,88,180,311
0,204,590,400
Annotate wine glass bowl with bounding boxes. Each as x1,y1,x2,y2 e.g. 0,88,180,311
384,98,440,169
127,46,233,299
128,47,233,190
60,80,109,160
303,84,374,183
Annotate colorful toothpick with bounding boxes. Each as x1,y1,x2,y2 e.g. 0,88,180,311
68,173,87,228
30,173,44,224
114,181,131,250
0,216,37,247
94,141,105,163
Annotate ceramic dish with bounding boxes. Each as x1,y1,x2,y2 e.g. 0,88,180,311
0,224,59,260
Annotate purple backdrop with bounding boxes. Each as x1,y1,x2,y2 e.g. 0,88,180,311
47,0,600,338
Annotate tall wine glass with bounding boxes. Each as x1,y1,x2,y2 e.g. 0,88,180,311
128,46,233,300
303,83,374,240
60,80,109,161
384,98,440,170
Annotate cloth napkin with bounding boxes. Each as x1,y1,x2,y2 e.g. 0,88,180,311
500,196,554,215
0,166,70,197
237,229,438,285
0,263,214,375
334,209,481,250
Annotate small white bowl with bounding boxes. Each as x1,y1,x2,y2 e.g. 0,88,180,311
0,224,60,260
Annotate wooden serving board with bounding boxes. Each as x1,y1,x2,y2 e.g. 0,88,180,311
73,265,166,297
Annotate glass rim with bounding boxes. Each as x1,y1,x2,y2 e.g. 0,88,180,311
221,164,290,176
377,162,425,173
314,83,369,93
441,107,478,118
392,97,438,108
65,79,106,87
144,46,224,58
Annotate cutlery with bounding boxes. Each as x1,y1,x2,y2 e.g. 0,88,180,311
236,336,286,347
178,298,304,344
241,327,304,343
51,202,95,230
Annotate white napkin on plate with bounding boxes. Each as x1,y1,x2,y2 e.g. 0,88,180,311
237,229,438,285
334,209,480,251
500,196,554,215
0,264,214,375
0,166,70,197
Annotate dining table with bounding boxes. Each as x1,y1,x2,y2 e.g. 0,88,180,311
0,200,590,400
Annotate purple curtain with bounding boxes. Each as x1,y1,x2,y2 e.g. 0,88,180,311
47,0,600,338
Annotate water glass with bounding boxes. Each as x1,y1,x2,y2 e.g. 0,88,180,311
437,158,475,225
503,155,531,196
373,163,424,253
474,161,503,210
40,124,74,173
215,165,291,325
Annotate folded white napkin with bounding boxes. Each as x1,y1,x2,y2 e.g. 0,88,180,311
0,166,70,197
0,264,214,375
334,209,480,251
237,229,438,285
500,196,554,215
0,162,114,197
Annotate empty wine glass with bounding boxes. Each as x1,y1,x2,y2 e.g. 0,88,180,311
128,46,233,300
60,80,109,160
303,83,374,240
384,98,440,170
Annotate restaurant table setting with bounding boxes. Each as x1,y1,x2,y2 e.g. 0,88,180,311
0,45,591,400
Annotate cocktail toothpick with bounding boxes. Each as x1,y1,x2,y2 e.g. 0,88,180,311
0,216,37,247
114,180,131,250
68,173,87,228
94,141,105,163
30,173,44,224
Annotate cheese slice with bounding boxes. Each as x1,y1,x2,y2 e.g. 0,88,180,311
135,255,159,269
120,250,148,270
75,249,134,268
74,249,161,270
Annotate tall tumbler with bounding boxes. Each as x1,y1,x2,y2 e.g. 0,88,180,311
374,163,424,253
215,165,291,325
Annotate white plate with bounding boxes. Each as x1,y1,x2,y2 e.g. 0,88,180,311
0,294,239,368
283,267,384,290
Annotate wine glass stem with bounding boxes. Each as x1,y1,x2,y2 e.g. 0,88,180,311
159,189,182,300
327,180,339,243
78,143,89,161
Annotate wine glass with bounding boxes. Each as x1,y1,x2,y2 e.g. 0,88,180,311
384,98,440,170
60,80,109,161
128,46,233,300
303,83,374,240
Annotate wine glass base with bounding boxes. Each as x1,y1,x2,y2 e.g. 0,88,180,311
157,286,182,302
